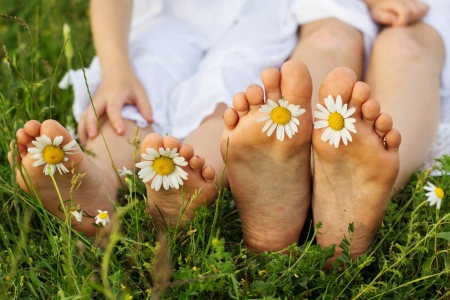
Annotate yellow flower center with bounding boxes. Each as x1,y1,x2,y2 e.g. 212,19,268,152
270,107,291,125
98,212,108,219
328,112,345,130
435,187,444,199
153,156,175,175
42,145,65,164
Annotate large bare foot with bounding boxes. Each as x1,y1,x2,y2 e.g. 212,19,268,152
312,68,401,265
8,120,118,236
138,133,217,228
221,60,313,253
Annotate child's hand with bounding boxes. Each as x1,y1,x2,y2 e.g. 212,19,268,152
365,0,429,27
77,68,153,144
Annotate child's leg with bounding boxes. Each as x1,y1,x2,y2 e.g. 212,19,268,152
365,23,445,190
290,18,365,105
9,118,154,237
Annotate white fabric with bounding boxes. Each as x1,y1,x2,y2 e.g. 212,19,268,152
60,0,297,139
292,0,450,170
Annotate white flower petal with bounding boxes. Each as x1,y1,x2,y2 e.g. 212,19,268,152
262,120,273,133
257,115,271,122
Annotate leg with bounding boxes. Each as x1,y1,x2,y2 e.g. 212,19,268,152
221,60,313,252
365,23,445,190
290,18,365,106
8,118,153,237
312,68,401,266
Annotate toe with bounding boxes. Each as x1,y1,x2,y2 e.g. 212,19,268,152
178,144,194,159
41,120,77,148
16,128,35,147
202,165,215,181
262,67,281,102
163,136,181,150
141,133,164,155
24,120,41,137
232,92,250,117
188,154,205,170
361,99,381,125
246,84,265,110
223,108,239,131
319,67,356,106
375,113,394,139
280,60,313,104
385,128,401,152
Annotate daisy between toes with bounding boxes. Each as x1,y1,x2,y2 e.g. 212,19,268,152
313,95,357,148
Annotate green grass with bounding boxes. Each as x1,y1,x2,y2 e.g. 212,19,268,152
1,1,450,299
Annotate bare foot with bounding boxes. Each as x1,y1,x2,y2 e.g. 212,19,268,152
221,60,313,253
8,120,118,236
312,68,401,265
138,133,217,228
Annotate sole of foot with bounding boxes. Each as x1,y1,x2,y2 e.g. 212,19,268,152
311,67,401,266
8,120,118,237
139,133,217,229
221,60,313,253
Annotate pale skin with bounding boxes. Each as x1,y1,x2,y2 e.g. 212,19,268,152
290,0,444,262
9,0,438,266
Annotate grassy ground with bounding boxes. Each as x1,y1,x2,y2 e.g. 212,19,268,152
1,1,450,299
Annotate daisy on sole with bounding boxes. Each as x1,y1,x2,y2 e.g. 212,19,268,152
136,147,188,191
424,181,444,209
313,95,356,148
28,134,77,175
257,98,306,142
95,210,110,226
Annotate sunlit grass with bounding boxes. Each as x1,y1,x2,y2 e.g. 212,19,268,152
1,1,449,299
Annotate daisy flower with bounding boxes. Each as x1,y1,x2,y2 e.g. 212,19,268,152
313,95,356,148
257,98,306,141
28,134,77,175
119,166,133,176
70,210,83,223
95,210,110,226
135,147,188,191
424,181,444,209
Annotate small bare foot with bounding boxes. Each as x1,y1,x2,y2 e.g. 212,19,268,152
8,120,118,236
312,68,401,265
221,60,313,253
138,133,217,228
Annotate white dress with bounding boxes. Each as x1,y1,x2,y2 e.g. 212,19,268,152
60,0,297,139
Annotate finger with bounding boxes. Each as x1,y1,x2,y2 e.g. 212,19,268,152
392,1,414,26
86,99,107,139
134,86,154,123
106,100,125,135
371,7,397,25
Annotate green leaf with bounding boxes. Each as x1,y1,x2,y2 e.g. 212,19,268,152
436,232,450,241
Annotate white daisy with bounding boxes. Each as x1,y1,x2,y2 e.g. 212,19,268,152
70,210,83,223
257,98,306,142
313,95,356,148
28,134,78,175
119,166,133,176
135,147,188,191
424,181,444,209
95,210,110,226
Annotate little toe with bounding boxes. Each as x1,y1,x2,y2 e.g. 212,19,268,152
223,108,239,131
246,84,265,109
202,165,215,181
261,67,281,102
385,128,401,152
375,113,394,139
232,92,250,117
